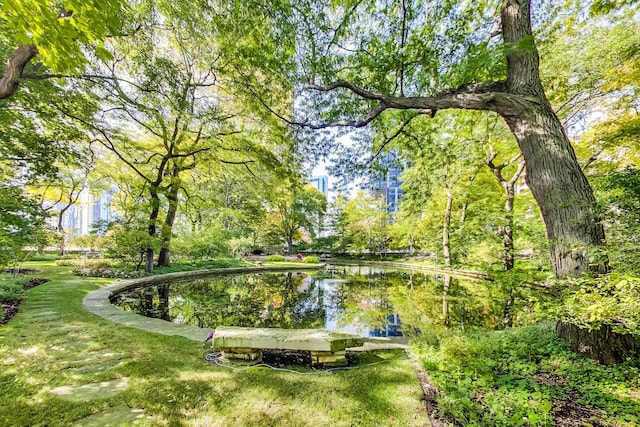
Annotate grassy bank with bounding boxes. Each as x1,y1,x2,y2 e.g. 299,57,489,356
0,262,428,427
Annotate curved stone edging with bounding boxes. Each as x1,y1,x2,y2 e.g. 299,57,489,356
83,264,326,343
329,260,490,280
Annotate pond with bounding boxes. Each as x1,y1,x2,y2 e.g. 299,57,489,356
111,265,522,337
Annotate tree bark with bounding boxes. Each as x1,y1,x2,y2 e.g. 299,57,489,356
0,45,38,99
157,171,180,267
485,154,524,271
502,109,604,277
146,187,160,274
502,180,516,270
556,321,640,365
499,0,605,277
442,188,453,268
286,236,293,254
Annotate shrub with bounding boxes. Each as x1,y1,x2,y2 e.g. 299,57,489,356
266,254,285,262
25,253,59,262
0,276,26,302
303,256,320,264
556,273,640,338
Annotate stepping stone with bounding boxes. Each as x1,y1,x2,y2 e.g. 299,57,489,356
49,378,129,402
72,403,145,426
26,311,58,319
67,359,124,374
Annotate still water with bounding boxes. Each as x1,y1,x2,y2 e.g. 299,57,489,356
111,265,506,337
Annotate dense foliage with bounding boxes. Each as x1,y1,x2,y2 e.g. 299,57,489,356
1,0,639,424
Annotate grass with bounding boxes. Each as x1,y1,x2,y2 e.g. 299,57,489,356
0,262,428,427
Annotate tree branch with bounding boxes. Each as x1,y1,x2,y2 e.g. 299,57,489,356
367,113,423,165
301,79,532,129
0,45,38,99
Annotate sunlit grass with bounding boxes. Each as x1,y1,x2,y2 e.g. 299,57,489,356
0,262,428,426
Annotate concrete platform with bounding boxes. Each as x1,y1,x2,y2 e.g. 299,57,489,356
213,326,364,353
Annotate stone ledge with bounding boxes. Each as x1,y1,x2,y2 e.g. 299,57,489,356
214,326,364,353
82,265,325,342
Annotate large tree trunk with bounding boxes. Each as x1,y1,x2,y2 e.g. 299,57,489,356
499,0,605,278
556,321,640,365
146,187,161,274
157,176,180,267
502,109,604,277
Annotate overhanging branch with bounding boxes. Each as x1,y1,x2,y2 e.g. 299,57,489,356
0,45,38,99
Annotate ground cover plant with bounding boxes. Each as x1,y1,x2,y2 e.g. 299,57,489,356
0,273,49,325
0,262,429,426
411,323,640,426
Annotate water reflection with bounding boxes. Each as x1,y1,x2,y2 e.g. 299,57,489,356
111,266,504,337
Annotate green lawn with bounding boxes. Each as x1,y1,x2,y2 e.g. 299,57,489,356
0,262,429,427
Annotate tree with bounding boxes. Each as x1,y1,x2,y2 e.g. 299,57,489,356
399,113,483,267
247,0,613,278
339,192,390,256
0,185,46,268
263,182,327,253
56,1,286,271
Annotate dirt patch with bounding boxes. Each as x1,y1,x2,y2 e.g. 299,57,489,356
409,359,459,427
0,299,20,326
1,278,50,325
23,277,49,290
532,372,604,427
552,389,604,427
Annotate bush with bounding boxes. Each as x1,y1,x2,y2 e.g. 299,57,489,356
62,259,144,279
25,253,59,262
302,256,320,264
0,276,26,302
266,254,285,262
556,273,640,338
171,228,232,261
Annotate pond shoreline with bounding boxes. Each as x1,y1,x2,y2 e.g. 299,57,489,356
329,260,490,280
83,264,327,342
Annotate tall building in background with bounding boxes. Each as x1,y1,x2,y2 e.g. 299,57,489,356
365,151,407,215
307,175,330,238
308,176,329,198
53,190,114,235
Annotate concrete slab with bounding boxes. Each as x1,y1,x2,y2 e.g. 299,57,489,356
350,336,410,352
49,378,129,401
214,326,363,352
72,404,145,426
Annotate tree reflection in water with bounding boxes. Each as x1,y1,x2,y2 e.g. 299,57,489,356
111,267,509,337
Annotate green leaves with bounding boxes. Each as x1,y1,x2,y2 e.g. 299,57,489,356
1,0,126,73
557,273,640,337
